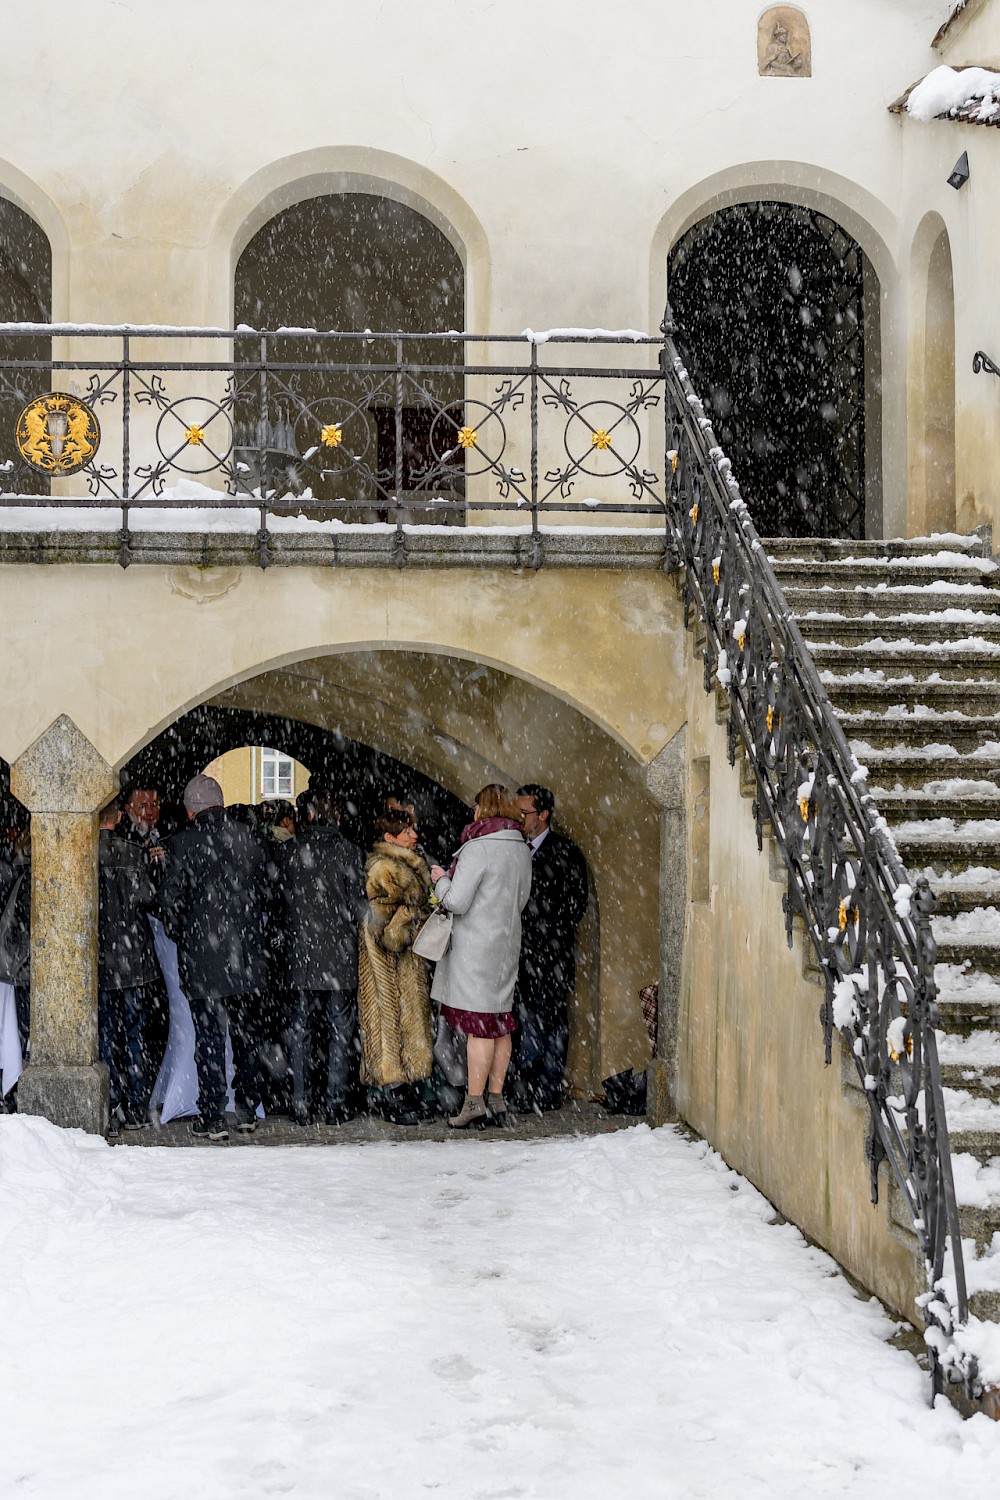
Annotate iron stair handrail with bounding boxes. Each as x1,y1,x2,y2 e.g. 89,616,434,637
659,319,972,1397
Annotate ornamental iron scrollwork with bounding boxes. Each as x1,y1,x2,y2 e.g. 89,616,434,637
660,312,972,1400
0,326,671,528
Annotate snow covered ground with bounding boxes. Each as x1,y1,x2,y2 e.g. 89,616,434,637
2,1117,999,1499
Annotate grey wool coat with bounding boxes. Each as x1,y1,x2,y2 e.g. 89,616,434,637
431,829,532,1014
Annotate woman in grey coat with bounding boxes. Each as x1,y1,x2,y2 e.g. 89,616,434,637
430,784,532,1128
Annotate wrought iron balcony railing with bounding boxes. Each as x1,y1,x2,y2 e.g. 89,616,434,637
660,312,971,1399
0,324,669,568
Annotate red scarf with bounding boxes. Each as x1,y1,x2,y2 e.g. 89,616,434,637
447,816,525,878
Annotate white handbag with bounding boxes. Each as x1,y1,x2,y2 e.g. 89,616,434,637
412,908,454,961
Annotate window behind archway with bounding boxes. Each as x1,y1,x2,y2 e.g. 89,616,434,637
668,202,877,540
232,194,465,516
0,198,51,497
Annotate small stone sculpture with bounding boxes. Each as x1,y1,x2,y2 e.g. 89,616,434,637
758,6,811,78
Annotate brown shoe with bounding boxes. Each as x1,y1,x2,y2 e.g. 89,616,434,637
448,1093,488,1129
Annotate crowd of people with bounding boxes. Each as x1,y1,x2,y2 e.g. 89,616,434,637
0,770,589,1141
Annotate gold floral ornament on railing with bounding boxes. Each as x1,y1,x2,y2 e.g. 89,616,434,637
16,392,101,476
184,423,206,446
590,428,613,450
457,426,479,449
321,423,343,449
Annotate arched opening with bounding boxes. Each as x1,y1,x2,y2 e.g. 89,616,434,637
923,228,956,534
0,197,51,497
106,646,659,1129
668,201,880,539
232,193,466,517
0,758,30,1105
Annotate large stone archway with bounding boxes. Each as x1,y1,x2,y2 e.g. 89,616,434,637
117,645,664,1099
2,562,686,1132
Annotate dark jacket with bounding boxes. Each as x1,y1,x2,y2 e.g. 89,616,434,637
157,807,268,1001
0,851,30,986
98,830,161,991
279,823,367,991
518,830,589,998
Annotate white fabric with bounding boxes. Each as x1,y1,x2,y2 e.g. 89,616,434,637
0,981,23,1097
148,918,261,1124
529,827,550,855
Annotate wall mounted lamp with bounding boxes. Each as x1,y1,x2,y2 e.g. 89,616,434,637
948,151,970,190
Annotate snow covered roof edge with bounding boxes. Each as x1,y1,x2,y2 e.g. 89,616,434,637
889,63,1000,126
933,0,990,51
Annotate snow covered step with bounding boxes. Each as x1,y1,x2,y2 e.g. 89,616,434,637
893,832,1000,876
824,679,1000,714
764,535,992,562
771,558,998,592
871,790,1000,823
911,871,1000,919
934,940,1000,978
853,749,1000,791
938,1032,1000,1102
934,887,1000,918
797,614,1000,648
812,643,1000,681
783,585,1000,618
934,909,1000,942
932,966,1000,1032
838,712,1000,752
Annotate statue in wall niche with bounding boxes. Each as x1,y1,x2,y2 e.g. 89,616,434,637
758,6,811,78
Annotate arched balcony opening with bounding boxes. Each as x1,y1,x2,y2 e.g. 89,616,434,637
231,194,466,520
0,197,52,499
668,201,881,540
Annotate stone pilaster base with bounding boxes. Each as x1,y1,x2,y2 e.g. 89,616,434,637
647,1059,680,1127
17,1062,110,1135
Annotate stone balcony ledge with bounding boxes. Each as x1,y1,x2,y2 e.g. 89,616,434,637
0,515,672,570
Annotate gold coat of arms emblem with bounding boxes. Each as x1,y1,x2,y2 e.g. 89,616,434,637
16,392,101,475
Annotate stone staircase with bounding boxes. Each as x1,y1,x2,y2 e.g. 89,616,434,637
767,532,1000,1326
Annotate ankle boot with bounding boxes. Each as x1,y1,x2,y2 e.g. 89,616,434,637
448,1093,488,1129
486,1092,510,1126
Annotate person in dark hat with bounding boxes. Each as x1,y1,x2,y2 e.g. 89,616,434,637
157,774,269,1142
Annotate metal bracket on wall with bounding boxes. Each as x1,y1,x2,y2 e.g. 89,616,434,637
973,350,1000,379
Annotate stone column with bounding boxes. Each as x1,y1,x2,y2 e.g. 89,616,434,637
10,715,118,1134
645,725,687,1126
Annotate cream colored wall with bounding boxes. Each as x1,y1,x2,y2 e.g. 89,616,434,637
675,659,922,1318
0,565,687,773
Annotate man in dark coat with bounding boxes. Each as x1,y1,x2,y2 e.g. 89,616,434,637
511,784,589,1112
278,788,366,1125
118,781,170,1092
157,774,269,1141
98,799,161,1129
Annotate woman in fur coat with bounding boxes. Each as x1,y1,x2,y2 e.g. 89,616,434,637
359,810,434,1125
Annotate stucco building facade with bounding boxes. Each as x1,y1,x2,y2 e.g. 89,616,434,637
1,0,998,1364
